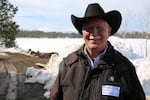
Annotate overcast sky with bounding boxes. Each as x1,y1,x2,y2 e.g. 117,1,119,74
10,0,150,33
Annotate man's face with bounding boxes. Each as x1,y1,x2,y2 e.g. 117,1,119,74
82,19,111,52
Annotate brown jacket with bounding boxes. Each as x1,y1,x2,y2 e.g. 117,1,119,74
50,42,145,100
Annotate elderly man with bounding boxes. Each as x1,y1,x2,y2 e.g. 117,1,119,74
50,3,145,100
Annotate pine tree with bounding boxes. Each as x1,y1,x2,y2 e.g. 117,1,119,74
0,0,19,47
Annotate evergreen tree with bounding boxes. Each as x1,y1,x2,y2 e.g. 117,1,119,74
0,0,19,47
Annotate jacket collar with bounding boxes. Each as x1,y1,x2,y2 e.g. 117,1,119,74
103,41,129,73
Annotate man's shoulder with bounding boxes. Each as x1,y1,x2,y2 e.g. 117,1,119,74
114,50,133,66
105,42,132,66
63,51,79,66
104,44,134,73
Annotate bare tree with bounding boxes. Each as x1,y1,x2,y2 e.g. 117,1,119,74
139,5,150,57
122,10,134,38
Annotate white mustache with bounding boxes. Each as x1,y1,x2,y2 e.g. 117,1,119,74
89,36,101,40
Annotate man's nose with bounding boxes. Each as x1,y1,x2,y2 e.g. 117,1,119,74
90,27,98,34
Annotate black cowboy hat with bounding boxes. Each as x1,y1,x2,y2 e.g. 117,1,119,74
71,3,122,35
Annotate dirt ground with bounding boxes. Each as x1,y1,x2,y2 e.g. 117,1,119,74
0,52,49,73
0,52,49,100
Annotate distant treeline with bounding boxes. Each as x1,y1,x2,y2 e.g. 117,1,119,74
114,32,150,39
17,30,150,39
17,30,82,38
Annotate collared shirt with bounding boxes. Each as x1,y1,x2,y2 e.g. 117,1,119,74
84,43,108,68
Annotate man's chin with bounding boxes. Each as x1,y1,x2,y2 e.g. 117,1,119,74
88,45,99,50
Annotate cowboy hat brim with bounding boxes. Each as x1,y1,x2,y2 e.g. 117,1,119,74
71,10,122,35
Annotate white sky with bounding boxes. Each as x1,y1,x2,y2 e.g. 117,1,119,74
9,0,150,32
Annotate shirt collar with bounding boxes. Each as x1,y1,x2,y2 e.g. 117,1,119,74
84,43,108,68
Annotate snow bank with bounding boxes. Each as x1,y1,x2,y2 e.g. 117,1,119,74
108,36,133,58
25,44,81,98
135,57,150,96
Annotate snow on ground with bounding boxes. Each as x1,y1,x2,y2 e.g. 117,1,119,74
16,38,84,55
1,36,150,98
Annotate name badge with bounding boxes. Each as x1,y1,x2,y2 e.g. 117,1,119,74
102,85,120,97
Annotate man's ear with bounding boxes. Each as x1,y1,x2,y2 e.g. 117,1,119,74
108,27,112,35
